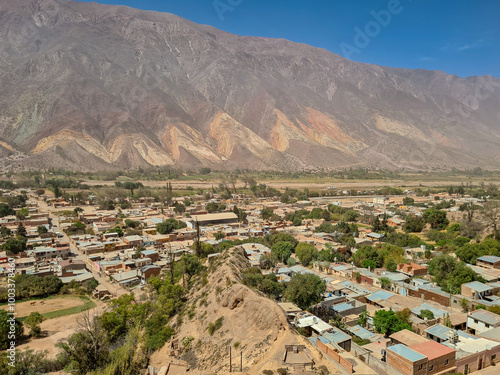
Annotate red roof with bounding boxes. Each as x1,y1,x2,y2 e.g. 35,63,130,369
409,340,455,360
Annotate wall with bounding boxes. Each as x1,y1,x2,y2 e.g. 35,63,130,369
316,338,354,373
456,346,500,373
427,351,455,374
386,350,428,375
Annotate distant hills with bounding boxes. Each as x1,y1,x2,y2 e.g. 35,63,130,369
0,0,499,171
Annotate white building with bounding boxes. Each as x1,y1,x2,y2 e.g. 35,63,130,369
467,310,500,335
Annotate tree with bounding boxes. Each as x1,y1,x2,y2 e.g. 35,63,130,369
156,218,186,235
295,243,318,266
260,208,274,220
315,222,335,233
0,226,11,239
1,237,27,254
361,259,377,270
173,203,186,215
402,197,415,206
423,208,449,230
284,273,326,310
259,254,277,269
379,277,392,290
0,310,23,350
357,309,368,327
271,241,294,263
16,222,27,238
343,210,359,222
428,255,485,294
483,200,500,240
180,254,203,282
403,215,425,233
384,258,397,272
37,225,48,235
214,231,226,241
24,312,44,337
0,203,15,217
419,309,435,320
373,310,411,337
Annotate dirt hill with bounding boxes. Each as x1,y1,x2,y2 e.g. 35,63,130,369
149,247,333,374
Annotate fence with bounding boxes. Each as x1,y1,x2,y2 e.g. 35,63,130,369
316,338,354,373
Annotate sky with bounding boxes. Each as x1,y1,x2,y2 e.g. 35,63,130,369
77,0,500,78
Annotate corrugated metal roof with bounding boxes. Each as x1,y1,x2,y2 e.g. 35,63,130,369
367,290,394,302
463,281,493,293
387,344,426,362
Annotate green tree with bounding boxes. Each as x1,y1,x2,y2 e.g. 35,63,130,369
295,243,318,266
1,237,27,254
156,218,187,235
361,259,377,270
0,203,15,217
357,309,368,327
343,210,359,222
402,197,415,206
373,310,411,337
24,311,44,337
419,309,435,320
384,258,397,272
379,277,392,290
315,222,335,233
0,226,11,239
423,208,450,230
16,222,27,237
284,273,326,310
271,241,294,263
214,231,226,241
428,255,485,294
403,215,426,233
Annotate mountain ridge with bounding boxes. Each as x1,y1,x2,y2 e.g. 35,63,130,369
0,0,499,171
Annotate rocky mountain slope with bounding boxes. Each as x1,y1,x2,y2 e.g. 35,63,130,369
149,247,331,374
0,0,499,171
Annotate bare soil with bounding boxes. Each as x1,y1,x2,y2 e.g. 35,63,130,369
1,296,85,317
17,302,106,358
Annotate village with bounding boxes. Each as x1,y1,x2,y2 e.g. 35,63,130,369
0,182,499,375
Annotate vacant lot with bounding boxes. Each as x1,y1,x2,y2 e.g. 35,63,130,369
0,296,90,318
17,302,106,359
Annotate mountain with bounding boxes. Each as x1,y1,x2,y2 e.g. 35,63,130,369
0,0,499,172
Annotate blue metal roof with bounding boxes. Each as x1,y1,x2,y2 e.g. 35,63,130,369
411,303,447,319
367,290,394,302
330,302,354,312
477,255,500,263
463,281,493,293
424,325,453,340
387,344,427,362
323,330,351,344
348,325,376,340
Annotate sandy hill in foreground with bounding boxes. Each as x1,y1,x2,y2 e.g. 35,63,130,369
150,247,333,374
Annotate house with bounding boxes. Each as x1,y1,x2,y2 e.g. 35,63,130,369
476,255,500,269
390,330,429,347
409,341,456,375
388,217,406,227
461,281,493,300
467,310,500,334
141,249,160,262
124,235,142,247
397,263,427,277
386,344,428,375
186,213,238,228
138,265,161,281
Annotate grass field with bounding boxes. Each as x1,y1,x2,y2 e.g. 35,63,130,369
1,295,96,320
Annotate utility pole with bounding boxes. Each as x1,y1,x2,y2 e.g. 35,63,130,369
229,346,232,372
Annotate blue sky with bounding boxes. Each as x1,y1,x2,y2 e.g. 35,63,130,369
77,0,500,78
